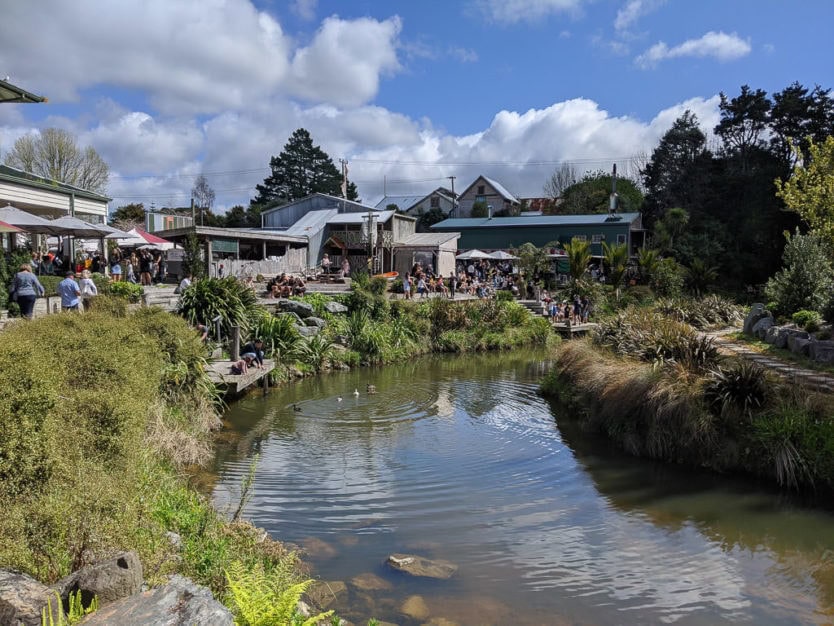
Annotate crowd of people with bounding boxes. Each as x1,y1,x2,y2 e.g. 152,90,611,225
266,273,307,298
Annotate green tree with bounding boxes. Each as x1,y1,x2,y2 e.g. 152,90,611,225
601,241,629,300
770,82,834,166
3,128,109,193
253,128,358,208
416,207,447,232
470,200,489,218
559,170,643,215
516,242,550,285
775,136,834,248
111,203,146,224
182,232,206,279
715,85,772,172
636,247,660,284
653,207,689,253
684,259,718,298
563,238,591,282
765,229,834,316
224,205,248,227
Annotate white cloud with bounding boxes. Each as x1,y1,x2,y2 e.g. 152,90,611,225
291,0,317,21
614,0,665,31
288,16,402,107
0,0,292,115
473,0,589,24
635,31,751,69
449,47,479,63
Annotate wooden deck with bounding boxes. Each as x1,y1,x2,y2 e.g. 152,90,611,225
205,358,275,394
552,322,598,337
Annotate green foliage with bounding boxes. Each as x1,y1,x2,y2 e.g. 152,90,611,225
653,295,744,330
601,241,628,298
684,258,718,297
765,229,834,316
470,200,489,218
792,309,822,330
108,281,143,302
651,258,684,297
178,277,260,337
291,292,333,317
225,561,333,626
562,237,591,282
559,170,644,214
250,312,303,363
704,361,770,419
636,248,660,284
182,232,207,279
595,308,720,371
515,242,552,284
86,295,128,317
42,590,98,626
495,290,515,302
296,334,336,372
416,207,447,232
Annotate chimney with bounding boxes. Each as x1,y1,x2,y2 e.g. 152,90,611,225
487,204,493,220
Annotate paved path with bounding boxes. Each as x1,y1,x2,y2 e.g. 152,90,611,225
705,329,834,393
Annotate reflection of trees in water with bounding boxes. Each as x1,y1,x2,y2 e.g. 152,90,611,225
552,399,834,612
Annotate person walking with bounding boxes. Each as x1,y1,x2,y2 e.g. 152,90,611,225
12,264,45,319
79,269,98,311
58,271,82,312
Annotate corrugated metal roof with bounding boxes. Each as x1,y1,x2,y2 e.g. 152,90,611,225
283,209,339,235
482,176,519,203
328,210,396,224
398,232,460,247
374,195,424,211
431,212,641,229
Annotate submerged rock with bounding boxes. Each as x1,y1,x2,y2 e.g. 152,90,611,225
350,573,392,592
386,554,458,580
401,594,430,620
302,537,338,559
305,580,346,609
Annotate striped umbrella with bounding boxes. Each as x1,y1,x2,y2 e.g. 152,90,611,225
0,220,22,233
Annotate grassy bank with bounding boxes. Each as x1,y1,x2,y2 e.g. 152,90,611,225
0,302,304,616
541,307,834,492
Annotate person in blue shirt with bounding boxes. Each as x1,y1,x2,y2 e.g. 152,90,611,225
57,271,81,311
240,338,265,369
12,264,45,319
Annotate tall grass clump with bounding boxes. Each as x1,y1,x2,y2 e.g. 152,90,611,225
653,295,744,330
178,277,260,337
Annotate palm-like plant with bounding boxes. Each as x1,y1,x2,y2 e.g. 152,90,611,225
250,311,302,363
296,334,336,372
602,241,629,300
637,247,660,284
563,237,592,282
684,259,718,297
177,277,259,337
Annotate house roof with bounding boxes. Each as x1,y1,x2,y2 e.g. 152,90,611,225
282,209,339,236
375,188,456,212
260,192,376,216
0,164,110,202
0,78,46,103
398,232,460,247
150,225,307,244
458,175,519,204
328,210,397,225
431,212,641,230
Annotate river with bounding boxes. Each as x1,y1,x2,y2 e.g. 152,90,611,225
210,351,834,625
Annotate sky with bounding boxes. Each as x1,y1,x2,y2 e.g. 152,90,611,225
1,0,832,213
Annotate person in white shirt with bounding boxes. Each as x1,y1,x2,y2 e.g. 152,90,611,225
177,274,192,294
79,270,98,296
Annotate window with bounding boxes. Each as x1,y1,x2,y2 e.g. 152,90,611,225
477,185,485,195
616,234,627,244
430,196,440,208
475,195,486,204
573,235,587,242
592,234,602,243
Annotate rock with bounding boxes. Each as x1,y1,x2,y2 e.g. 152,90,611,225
771,326,806,349
297,325,320,337
401,595,430,620
279,300,314,319
305,580,346,609
166,532,182,549
302,537,338,559
324,301,348,314
62,551,143,608
752,317,775,340
386,554,458,580
421,618,460,626
787,332,811,354
305,316,327,328
764,325,780,345
350,573,392,592
811,340,834,363
743,303,771,335
790,337,812,356
79,575,232,625
0,569,61,626
277,311,304,325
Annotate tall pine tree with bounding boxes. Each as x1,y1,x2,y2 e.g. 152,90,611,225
253,128,358,208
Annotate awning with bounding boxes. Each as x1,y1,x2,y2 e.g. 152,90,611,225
116,227,173,250
49,216,112,237
0,204,65,235
486,250,519,260
0,220,22,234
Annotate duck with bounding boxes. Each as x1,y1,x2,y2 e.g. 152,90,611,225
353,388,360,397
337,396,343,402
366,384,377,395
292,403,302,412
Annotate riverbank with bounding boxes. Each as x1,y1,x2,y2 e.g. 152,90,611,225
540,307,834,493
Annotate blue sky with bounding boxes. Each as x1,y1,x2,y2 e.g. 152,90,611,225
1,0,832,211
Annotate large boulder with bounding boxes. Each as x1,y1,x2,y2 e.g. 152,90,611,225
0,570,61,626
743,303,771,335
811,340,834,364
305,317,327,328
751,317,775,340
79,575,232,625
787,331,811,353
297,325,320,337
769,326,806,349
386,554,457,580
279,300,314,319
764,325,780,345
55,552,143,608
324,301,348,314
789,336,812,356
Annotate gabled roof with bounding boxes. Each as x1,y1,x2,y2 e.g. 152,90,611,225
0,164,110,202
328,210,397,225
0,78,46,103
375,188,456,212
260,192,376,216
398,232,460,247
458,175,519,204
282,209,339,236
431,212,641,230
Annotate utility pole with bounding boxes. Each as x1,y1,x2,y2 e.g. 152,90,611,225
609,163,618,214
447,175,456,217
339,159,349,199
190,198,195,225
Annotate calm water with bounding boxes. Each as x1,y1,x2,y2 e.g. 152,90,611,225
210,351,834,625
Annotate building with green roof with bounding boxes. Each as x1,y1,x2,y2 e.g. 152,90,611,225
430,212,645,256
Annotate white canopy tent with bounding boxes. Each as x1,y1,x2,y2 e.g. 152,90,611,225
455,249,490,260
486,250,519,260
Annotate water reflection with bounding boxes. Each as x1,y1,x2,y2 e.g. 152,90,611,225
211,351,834,625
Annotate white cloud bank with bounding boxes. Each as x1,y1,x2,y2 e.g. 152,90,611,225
473,0,589,24
614,0,665,31
635,31,752,69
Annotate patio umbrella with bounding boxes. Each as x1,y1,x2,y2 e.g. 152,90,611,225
96,223,134,239
0,220,22,233
0,204,66,235
455,249,490,260
116,227,173,250
486,250,519,260
49,216,112,237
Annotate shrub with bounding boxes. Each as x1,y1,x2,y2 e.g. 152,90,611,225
654,295,744,330
651,258,684,297
792,309,822,329
250,311,302,363
109,281,143,302
704,361,770,420
495,290,515,302
765,229,833,317
86,295,128,317
178,277,260,337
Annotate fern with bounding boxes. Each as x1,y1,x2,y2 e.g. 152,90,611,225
42,590,99,626
225,561,333,626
